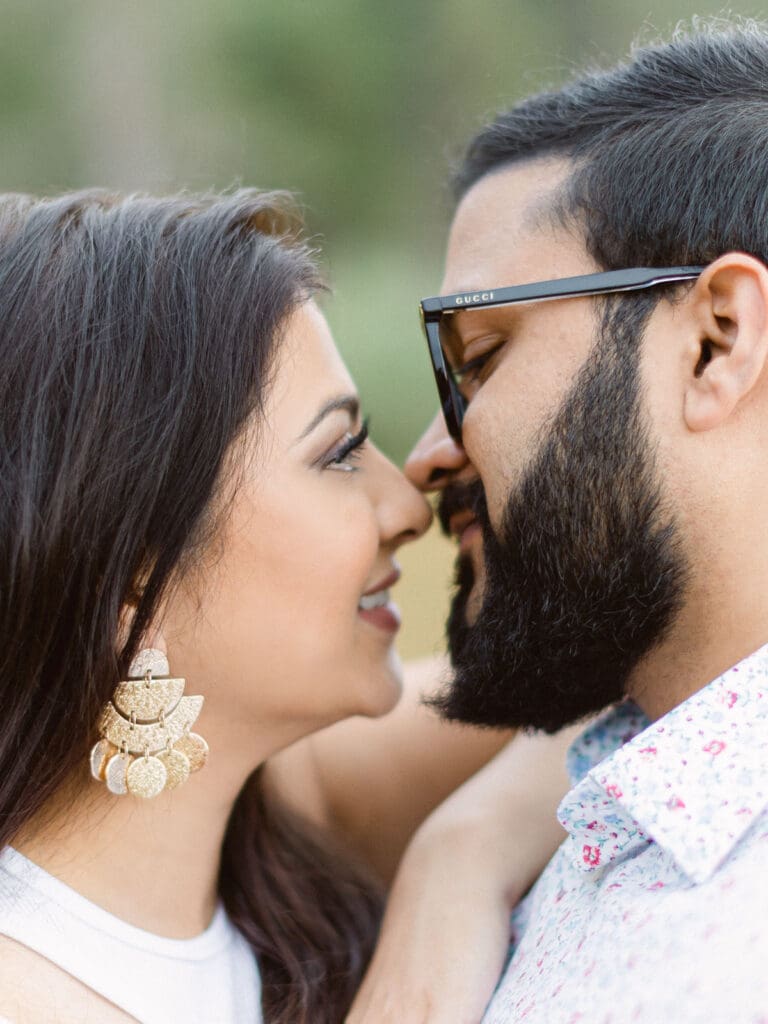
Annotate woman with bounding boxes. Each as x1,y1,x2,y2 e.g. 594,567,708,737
0,189,569,1024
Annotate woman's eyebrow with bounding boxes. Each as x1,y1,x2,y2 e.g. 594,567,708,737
297,394,360,441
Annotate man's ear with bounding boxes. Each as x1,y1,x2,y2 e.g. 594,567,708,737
684,253,768,432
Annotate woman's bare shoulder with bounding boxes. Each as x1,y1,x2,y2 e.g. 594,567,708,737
0,936,138,1024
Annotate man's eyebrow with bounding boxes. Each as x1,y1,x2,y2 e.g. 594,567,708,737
297,394,360,441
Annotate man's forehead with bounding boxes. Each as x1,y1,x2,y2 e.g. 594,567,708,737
441,157,584,294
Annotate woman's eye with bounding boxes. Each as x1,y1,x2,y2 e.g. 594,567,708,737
325,419,369,472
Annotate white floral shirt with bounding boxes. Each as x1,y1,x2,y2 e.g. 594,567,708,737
484,645,768,1024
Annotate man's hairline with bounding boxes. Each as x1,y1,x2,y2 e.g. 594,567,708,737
454,152,592,268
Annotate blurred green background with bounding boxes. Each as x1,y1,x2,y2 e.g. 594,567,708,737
2,0,760,658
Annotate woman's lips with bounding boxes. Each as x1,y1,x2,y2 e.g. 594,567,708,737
357,602,402,633
361,568,400,597
358,567,402,634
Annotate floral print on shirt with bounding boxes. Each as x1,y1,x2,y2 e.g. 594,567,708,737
483,644,768,1024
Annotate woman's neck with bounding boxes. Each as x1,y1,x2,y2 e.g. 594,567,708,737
13,741,265,938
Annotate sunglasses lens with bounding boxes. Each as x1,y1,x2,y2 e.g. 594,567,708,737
423,317,463,441
447,374,465,436
439,316,467,438
438,315,463,373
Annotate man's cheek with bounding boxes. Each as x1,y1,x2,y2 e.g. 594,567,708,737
463,416,516,528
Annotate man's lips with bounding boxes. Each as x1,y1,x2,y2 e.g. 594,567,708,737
448,511,481,554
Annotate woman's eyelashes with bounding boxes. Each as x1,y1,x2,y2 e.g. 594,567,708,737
324,418,370,472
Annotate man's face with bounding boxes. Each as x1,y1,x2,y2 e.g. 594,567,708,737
408,159,689,732
439,160,601,526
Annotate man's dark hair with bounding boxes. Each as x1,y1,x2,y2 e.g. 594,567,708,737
456,19,768,275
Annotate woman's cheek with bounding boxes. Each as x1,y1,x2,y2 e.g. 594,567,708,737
273,496,378,627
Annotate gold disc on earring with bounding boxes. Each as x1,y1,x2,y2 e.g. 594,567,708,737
175,732,209,772
105,752,132,795
159,748,191,790
127,755,167,798
90,740,117,782
113,677,185,721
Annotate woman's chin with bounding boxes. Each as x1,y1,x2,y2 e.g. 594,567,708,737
356,651,404,718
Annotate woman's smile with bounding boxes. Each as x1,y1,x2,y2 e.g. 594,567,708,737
358,567,402,634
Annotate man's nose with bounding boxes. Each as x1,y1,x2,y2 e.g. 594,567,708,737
404,412,471,491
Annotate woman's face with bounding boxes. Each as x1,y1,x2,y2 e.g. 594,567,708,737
162,301,432,755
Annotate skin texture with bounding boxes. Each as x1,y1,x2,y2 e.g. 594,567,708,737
268,655,515,884
406,157,768,725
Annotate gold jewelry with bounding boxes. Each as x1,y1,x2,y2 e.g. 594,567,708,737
90,648,208,798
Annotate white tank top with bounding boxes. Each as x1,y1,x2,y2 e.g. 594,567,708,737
0,847,263,1024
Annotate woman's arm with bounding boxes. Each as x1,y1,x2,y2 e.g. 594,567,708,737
346,726,576,1024
265,655,515,881
268,660,577,1023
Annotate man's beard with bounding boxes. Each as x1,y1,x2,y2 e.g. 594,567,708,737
433,300,688,733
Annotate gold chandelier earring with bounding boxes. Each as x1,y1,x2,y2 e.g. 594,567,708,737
90,648,208,799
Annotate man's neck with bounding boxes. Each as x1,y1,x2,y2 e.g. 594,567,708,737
628,565,768,721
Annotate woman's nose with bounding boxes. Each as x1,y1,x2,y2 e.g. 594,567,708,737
374,450,433,548
404,412,470,492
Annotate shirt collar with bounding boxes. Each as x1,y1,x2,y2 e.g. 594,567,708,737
558,644,768,884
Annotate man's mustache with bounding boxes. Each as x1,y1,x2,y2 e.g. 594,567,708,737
436,477,487,538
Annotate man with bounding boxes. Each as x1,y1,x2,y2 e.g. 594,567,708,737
405,21,768,1023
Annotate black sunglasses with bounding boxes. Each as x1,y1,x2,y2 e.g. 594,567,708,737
419,265,706,442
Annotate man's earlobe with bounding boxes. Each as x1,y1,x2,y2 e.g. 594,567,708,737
683,254,768,433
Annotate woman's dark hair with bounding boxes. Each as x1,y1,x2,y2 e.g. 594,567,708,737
0,189,381,1023
456,19,768,277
